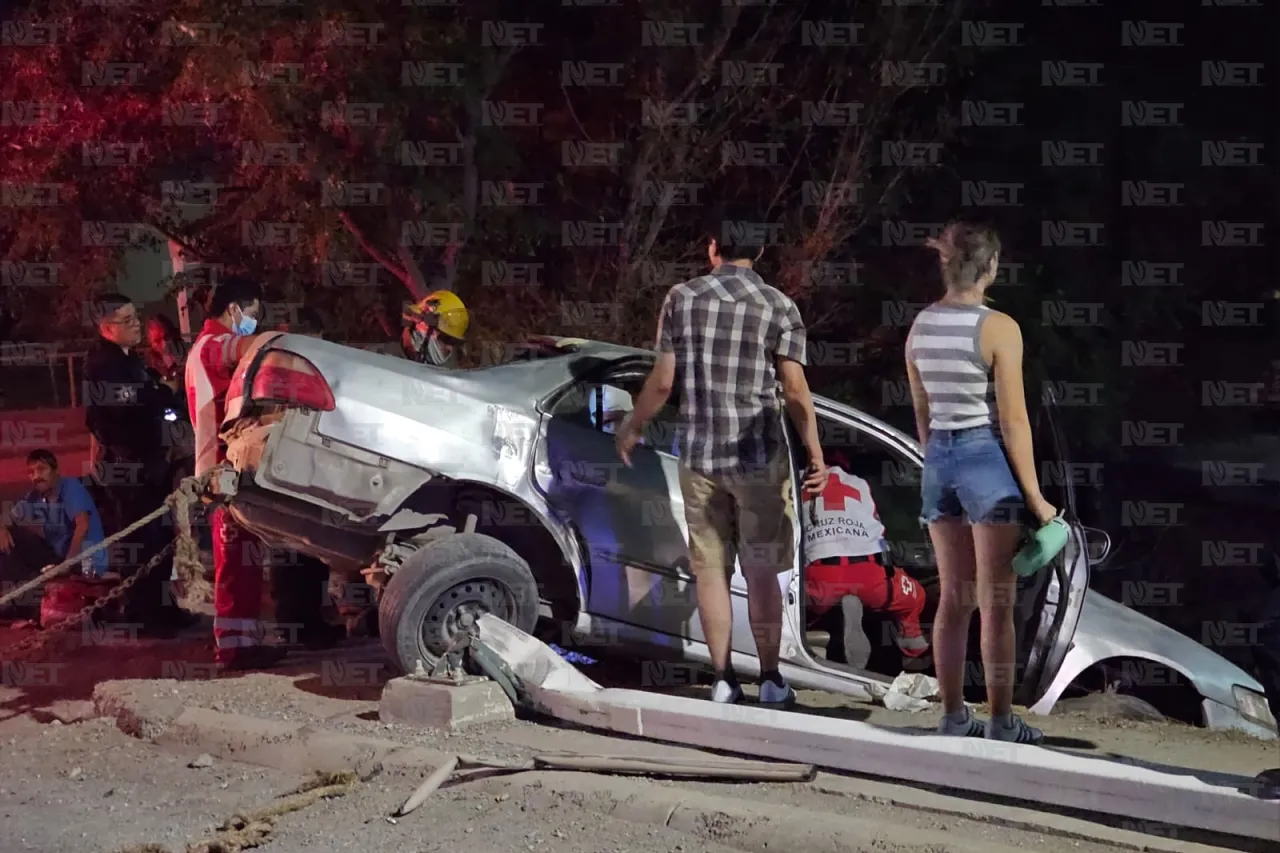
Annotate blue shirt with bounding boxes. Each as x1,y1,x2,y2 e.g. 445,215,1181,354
10,477,108,576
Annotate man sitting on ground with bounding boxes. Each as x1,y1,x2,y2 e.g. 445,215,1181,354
0,450,109,615
802,451,931,672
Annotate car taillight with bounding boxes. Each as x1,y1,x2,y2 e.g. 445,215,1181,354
249,351,335,411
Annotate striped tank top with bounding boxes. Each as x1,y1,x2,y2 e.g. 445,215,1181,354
907,303,997,431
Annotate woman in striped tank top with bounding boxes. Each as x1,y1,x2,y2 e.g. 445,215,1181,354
905,223,1056,746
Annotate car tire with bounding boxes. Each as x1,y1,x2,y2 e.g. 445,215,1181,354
1053,689,1168,723
377,532,540,674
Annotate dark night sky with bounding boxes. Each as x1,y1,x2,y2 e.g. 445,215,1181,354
859,0,1276,442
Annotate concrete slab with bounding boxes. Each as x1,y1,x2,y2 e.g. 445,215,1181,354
92,681,187,741
100,688,449,779
154,706,301,758
379,676,514,731
484,709,1246,853
474,614,1280,844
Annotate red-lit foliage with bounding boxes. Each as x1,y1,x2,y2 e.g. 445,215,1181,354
1,0,966,346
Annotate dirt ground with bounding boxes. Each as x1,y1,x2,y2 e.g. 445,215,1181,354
2,614,1278,853
5,670,1263,853
788,686,1279,778
0,714,766,853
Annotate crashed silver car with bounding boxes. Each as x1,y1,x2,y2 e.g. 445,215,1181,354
212,333,1276,740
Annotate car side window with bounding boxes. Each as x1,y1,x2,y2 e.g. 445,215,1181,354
548,371,682,453
548,382,597,429
813,413,934,573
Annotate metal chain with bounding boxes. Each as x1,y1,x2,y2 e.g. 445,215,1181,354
4,540,177,659
0,501,171,611
1,471,213,660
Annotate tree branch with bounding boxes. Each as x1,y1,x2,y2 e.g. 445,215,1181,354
560,83,595,143
337,209,414,292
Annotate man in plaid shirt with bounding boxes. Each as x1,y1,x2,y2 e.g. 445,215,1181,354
616,207,828,706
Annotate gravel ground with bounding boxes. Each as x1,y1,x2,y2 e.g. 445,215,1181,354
3,625,1275,852
76,674,1277,852
262,779,757,853
0,715,756,853
1,715,294,853
6,703,1234,853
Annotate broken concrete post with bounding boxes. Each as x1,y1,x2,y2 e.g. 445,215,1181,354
379,676,514,731
470,614,1280,845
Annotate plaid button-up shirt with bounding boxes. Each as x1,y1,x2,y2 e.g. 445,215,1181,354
656,263,808,477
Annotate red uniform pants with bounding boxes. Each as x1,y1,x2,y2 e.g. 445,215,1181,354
210,507,266,661
804,555,929,658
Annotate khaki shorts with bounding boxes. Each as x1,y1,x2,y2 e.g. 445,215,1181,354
678,455,797,580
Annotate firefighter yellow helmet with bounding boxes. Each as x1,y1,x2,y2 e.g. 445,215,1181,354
401,290,470,366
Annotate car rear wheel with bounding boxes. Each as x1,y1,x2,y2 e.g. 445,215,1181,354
377,533,540,674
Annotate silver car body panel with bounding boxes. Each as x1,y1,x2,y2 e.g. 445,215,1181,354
220,334,1276,737
229,334,589,599
1032,589,1275,740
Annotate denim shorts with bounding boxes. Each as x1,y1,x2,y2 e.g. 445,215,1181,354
920,426,1024,525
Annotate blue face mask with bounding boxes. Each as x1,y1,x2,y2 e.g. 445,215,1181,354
233,312,257,336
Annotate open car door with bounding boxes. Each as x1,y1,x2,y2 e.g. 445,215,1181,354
1014,383,1092,705
534,359,700,642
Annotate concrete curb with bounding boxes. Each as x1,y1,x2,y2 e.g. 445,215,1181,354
91,683,449,779
92,682,187,741
86,682,1241,853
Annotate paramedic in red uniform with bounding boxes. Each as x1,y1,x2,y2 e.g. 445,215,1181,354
185,276,287,672
803,451,931,672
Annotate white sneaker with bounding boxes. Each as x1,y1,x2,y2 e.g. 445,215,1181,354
758,678,796,707
711,679,744,704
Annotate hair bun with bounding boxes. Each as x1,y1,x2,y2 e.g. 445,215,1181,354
931,222,1000,292
925,235,954,261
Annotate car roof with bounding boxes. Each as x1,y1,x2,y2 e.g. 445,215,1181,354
494,336,920,452
269,332,918,452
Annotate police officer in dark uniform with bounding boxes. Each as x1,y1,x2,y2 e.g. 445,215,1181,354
83,292,192,635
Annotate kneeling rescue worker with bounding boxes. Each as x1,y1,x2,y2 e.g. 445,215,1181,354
401,290,470,366
803,451,931,672
186,276,287,672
